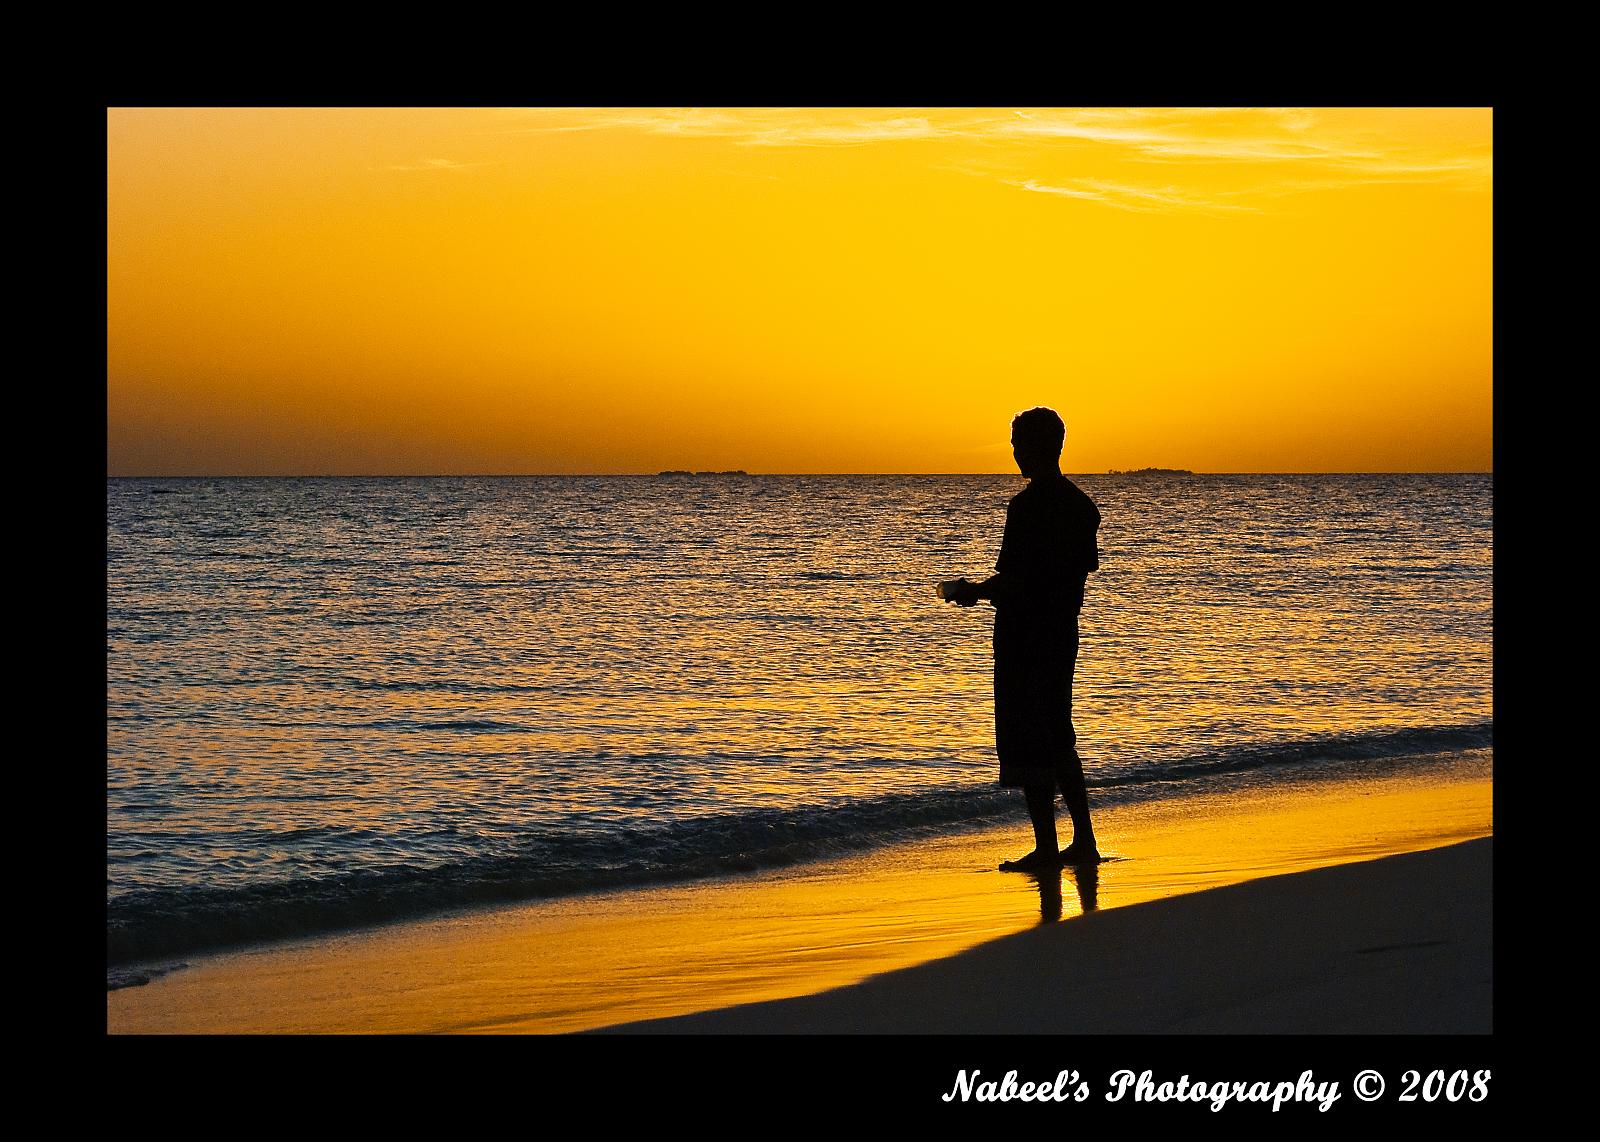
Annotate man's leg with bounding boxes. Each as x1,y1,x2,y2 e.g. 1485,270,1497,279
999,780,1061,871
1057,617,1098,860
1024,781,1059,855
1056,749,1098,860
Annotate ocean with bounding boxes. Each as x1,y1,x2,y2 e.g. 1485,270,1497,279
106,474,1492,967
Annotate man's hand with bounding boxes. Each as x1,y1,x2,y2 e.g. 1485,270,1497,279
942,578,982,607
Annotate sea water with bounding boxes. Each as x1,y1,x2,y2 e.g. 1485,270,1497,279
107,474,1492,964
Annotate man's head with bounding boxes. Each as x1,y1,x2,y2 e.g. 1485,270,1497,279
1011,406,1065,477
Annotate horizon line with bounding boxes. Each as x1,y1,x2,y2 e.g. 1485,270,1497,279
105,470,1495,478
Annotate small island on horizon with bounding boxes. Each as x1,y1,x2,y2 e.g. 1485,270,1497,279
1107,467,1194,476
658,469,750,477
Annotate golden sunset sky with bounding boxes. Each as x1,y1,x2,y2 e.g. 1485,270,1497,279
107,107,1491,474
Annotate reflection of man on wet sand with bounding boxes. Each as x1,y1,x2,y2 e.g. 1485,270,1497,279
943,407,1101,870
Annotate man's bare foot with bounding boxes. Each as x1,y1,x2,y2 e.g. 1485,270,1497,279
1058,843,1101,864
999,849,1061,872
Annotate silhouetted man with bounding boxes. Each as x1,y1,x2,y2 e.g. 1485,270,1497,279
943,407,1101,869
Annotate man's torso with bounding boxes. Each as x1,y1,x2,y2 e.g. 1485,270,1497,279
993,473,1100,663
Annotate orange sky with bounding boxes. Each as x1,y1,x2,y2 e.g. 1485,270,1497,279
107,107,1492,474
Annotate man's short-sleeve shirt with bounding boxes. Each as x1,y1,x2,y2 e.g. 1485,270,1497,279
994,474,1100,656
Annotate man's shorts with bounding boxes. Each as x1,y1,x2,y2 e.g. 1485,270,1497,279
993,617,1083,790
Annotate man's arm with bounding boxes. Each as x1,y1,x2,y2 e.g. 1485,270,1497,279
946,572,1021,607
945,496,1024,607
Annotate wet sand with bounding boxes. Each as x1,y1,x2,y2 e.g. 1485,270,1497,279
108,750,1491,1034
603,837,1491,1033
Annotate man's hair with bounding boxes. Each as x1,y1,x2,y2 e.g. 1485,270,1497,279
1011,406,1065,456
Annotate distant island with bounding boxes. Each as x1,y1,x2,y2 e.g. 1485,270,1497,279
658,469,749,477
1107,467,1193,476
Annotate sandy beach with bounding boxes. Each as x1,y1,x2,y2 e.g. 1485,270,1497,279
107,751,1490,1035
604,837,1490,1034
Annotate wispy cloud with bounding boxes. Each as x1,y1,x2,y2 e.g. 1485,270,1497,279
1262,107,1318,131
501,108,1489,200
1013,178,1260,215
1130,139,1374,162
506,109,756,137
1230,158,1494,199
509,110,956,147
996,111,1185,147
735,117,948,147
995,110,1388,166
525,108,1338,157
382,157,483,172
1327,157,1484,175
